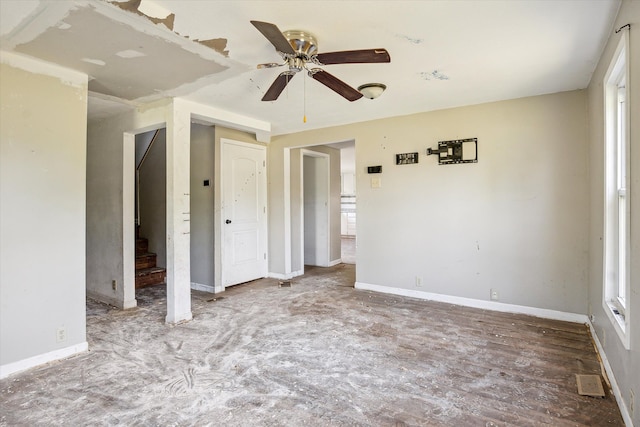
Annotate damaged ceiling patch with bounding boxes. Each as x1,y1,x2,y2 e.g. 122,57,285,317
108,1,229,57
110,0,175,30
82,57,106,66
420,70,449,81
136,0,173,22
194,38,229,57
116,49,146,58
13,6,228,101
397,34,423,44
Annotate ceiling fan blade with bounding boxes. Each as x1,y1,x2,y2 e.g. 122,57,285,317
262,72,296,101
250,20,295,55
310,69,363,102
315,48,391,65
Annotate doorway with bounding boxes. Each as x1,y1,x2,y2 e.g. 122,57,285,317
302,150,331,267
135,129,167,292
339,142,356,264
282,144,343,278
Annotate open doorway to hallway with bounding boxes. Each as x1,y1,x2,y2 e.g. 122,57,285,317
283,140,355,279
337,142,356,265
298,141,356,268
133,124,219,305
135,129,167,291
302,150,331,267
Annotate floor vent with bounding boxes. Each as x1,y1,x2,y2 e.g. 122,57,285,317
576,374,605,397
279,281,292,287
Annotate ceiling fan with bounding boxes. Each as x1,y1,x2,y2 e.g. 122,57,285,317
251,20,390,102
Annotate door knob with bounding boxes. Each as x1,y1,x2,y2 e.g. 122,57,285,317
226,219,232,224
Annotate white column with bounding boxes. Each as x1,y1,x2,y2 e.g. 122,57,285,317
122,132,137,309
165,104,192,324
283,148,292,276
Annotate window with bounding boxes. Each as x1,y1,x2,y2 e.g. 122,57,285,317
603,31,630,349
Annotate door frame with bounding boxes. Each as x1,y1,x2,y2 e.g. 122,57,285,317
300,149,331,269
220,138,268,289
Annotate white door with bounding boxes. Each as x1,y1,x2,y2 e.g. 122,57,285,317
222,139,267,287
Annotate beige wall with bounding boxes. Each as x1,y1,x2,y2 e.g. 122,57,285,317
190,124,215,289
270,90,590,314
587,1,639,424
0,60,88,372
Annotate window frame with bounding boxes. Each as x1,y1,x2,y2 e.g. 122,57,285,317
602,31,631,350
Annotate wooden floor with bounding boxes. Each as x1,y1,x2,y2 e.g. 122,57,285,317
0,264,624,426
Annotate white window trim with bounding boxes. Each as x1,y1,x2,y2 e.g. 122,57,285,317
602,31,631,350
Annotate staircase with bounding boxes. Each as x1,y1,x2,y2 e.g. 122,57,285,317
135,227,166,288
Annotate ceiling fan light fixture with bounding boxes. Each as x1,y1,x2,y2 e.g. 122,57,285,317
358,83,386,99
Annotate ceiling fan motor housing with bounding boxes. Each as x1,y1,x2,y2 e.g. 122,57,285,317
283,30,318,58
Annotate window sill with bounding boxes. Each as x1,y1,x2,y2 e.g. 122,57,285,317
604,301,631,350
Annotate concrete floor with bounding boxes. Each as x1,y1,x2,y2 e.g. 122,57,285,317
0,264,623,426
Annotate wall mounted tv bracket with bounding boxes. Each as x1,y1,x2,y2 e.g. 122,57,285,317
427,138,478,165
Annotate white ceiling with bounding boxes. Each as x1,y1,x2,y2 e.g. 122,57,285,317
0,0,620,136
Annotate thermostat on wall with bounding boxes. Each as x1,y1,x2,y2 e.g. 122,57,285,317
367,165,382,174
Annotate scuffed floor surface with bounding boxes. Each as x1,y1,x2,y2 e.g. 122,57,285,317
1,265,624,426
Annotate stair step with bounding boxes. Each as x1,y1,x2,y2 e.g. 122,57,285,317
136,238,148,254
135,252,157,270
135,267,166,288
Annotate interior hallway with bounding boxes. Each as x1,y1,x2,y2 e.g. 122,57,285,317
0,264,623,426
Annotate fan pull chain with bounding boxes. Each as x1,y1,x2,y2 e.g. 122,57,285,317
286,74,290,99
303,71,307,123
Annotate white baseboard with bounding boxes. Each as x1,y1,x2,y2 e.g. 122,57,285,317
191,282,215,293
269,270,304,280
0,342,88,379
328,259,342,267
87,290,137,309
354,282,589,324
587,322,633,427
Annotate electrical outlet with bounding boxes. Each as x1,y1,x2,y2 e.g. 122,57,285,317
112,280,117,291
56,327,66,343
415,276,423,287
490,289,499,301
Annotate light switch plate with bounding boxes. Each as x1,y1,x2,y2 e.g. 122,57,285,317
371,177,381,188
